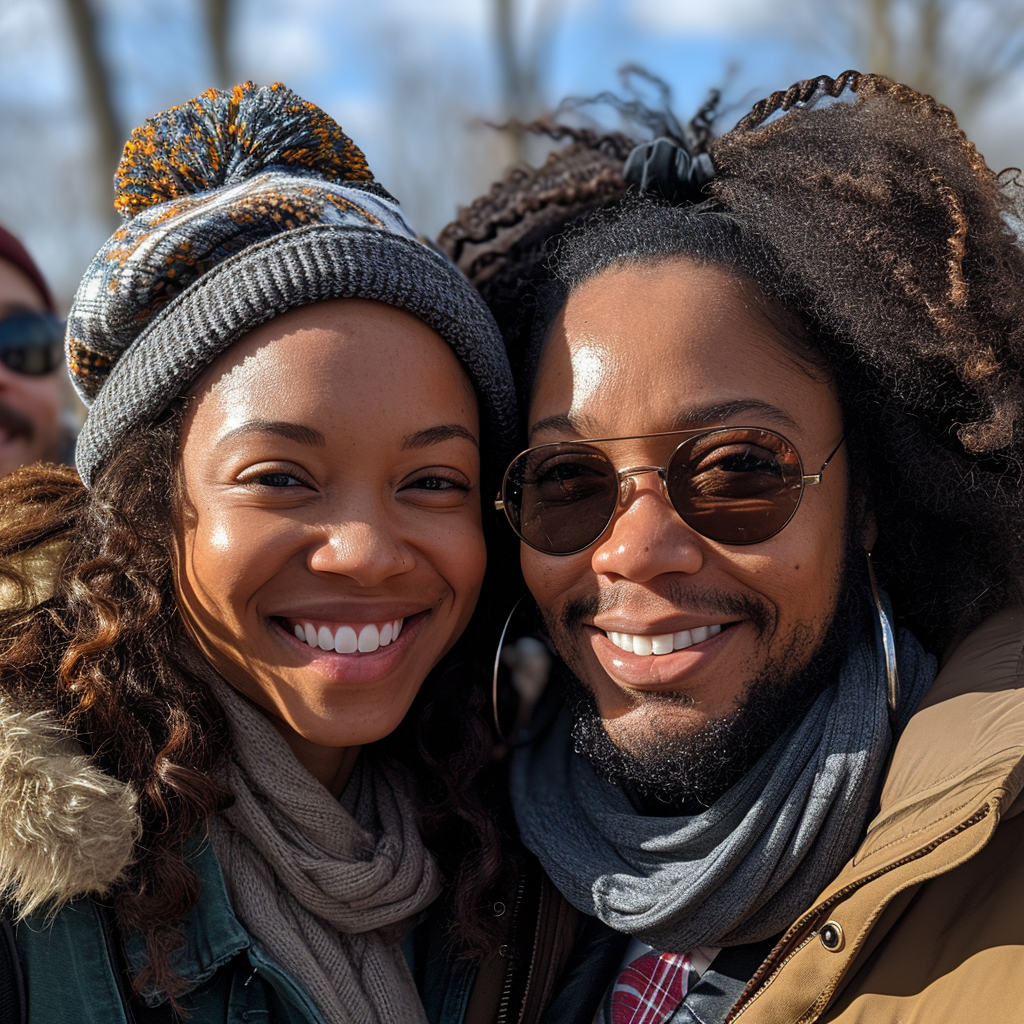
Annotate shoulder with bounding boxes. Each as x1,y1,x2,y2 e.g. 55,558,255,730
727,609,1024,1023
0,693,139,915
878,605,1024,821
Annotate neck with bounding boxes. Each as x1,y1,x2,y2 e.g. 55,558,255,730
265,714,362,798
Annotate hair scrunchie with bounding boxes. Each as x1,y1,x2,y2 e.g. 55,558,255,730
623,137,715,204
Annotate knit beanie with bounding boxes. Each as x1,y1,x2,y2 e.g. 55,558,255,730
0,226,55,312
67,82,517,488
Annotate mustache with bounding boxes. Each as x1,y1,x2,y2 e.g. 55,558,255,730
0,400,33,441
559,582,775,636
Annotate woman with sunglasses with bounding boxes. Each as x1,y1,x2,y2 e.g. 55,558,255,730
0,83,544,1024
0,225,72,475
441,72,1024,1023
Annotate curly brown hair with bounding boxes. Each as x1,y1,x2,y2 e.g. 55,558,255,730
0,409,515,1002
440,70,1024,653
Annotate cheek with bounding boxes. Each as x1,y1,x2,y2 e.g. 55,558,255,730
521,546,587,611
441,516,488,616
738,508,848,630
179,508,277,628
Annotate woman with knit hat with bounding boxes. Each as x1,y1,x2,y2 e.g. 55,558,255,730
0,83,528,1024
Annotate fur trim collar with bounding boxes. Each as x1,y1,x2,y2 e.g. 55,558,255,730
0,693,140,915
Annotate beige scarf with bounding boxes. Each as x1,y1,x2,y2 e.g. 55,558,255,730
207,678,440,1024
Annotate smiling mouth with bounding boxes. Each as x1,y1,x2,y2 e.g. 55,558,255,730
605,623,724,656
283,617,405,654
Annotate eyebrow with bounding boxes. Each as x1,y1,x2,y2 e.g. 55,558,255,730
216,420,327,448
401,424,479,450
528,399,800,441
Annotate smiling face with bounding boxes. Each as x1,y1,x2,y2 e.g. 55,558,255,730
522,259,851,764
175,298,485,793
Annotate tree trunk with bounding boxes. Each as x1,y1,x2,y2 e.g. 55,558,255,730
60,0,121,228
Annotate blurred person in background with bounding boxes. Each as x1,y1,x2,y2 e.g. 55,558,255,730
0,226,72,474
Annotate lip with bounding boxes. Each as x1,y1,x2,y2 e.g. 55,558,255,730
587,620,735,690
272,601,425,622
270,609,430,685
593,613,739,635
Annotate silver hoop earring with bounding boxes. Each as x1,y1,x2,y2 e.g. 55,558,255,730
866,552,900,731
492,594,551,743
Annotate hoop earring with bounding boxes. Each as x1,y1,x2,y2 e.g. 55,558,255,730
492,594,552,743
866,552,900,731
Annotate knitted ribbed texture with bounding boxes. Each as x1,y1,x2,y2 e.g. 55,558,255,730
66,82,517,486
74,219,516,486
207,678,439,1024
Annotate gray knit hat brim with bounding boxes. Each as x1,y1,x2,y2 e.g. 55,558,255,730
75,223,517,488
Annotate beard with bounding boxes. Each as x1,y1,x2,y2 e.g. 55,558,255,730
555,540,868,814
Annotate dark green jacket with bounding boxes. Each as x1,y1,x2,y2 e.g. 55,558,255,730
14,843,324,1024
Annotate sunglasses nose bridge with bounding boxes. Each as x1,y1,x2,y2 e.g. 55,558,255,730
615,465,669,509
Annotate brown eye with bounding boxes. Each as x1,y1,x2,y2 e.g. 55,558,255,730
252,471,304,487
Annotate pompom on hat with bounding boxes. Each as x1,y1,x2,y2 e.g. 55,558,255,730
68,81,516,487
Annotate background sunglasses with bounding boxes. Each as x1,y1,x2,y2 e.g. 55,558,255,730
496,427,845,554
0,311,65,375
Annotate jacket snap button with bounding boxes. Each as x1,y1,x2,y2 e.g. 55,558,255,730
819,921,844,951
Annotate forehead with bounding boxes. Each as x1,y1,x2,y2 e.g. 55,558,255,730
530,260,840,444
0,257,46,314
187,298,477,438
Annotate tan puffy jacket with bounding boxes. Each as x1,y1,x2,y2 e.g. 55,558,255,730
728,607,1024,1023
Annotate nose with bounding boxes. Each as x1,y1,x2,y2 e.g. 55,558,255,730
307,513,415,586
591,471,704,582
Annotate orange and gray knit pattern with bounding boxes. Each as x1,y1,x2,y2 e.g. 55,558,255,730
69,81,516,487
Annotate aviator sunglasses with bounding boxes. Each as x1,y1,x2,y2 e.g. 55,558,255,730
0,311,64,376
496,427,846,555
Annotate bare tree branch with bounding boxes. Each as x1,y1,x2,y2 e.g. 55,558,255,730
492,0,566,163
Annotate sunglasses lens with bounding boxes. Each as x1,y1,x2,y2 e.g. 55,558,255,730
0,344,61,375
667,428,803,544
0,312,64,375
504,444,619,553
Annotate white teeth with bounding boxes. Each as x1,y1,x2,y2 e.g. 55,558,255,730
673,629,694,650
609,631,633,653
651,634,674,655
335,625,358,653
357,624,380,652
291,618,405,653
632,634,653,656
608,623,724,656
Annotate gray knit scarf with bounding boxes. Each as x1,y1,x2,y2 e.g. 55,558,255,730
207,679,439,1024
509,599,935,952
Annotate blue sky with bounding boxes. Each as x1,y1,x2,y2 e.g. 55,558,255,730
0,0,1019,301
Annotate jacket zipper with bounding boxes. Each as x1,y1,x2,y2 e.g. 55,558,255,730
495,873,528,1024
725,803,992,1023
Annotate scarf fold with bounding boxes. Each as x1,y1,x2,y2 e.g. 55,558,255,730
510,593,936,952
207,678,439,1024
